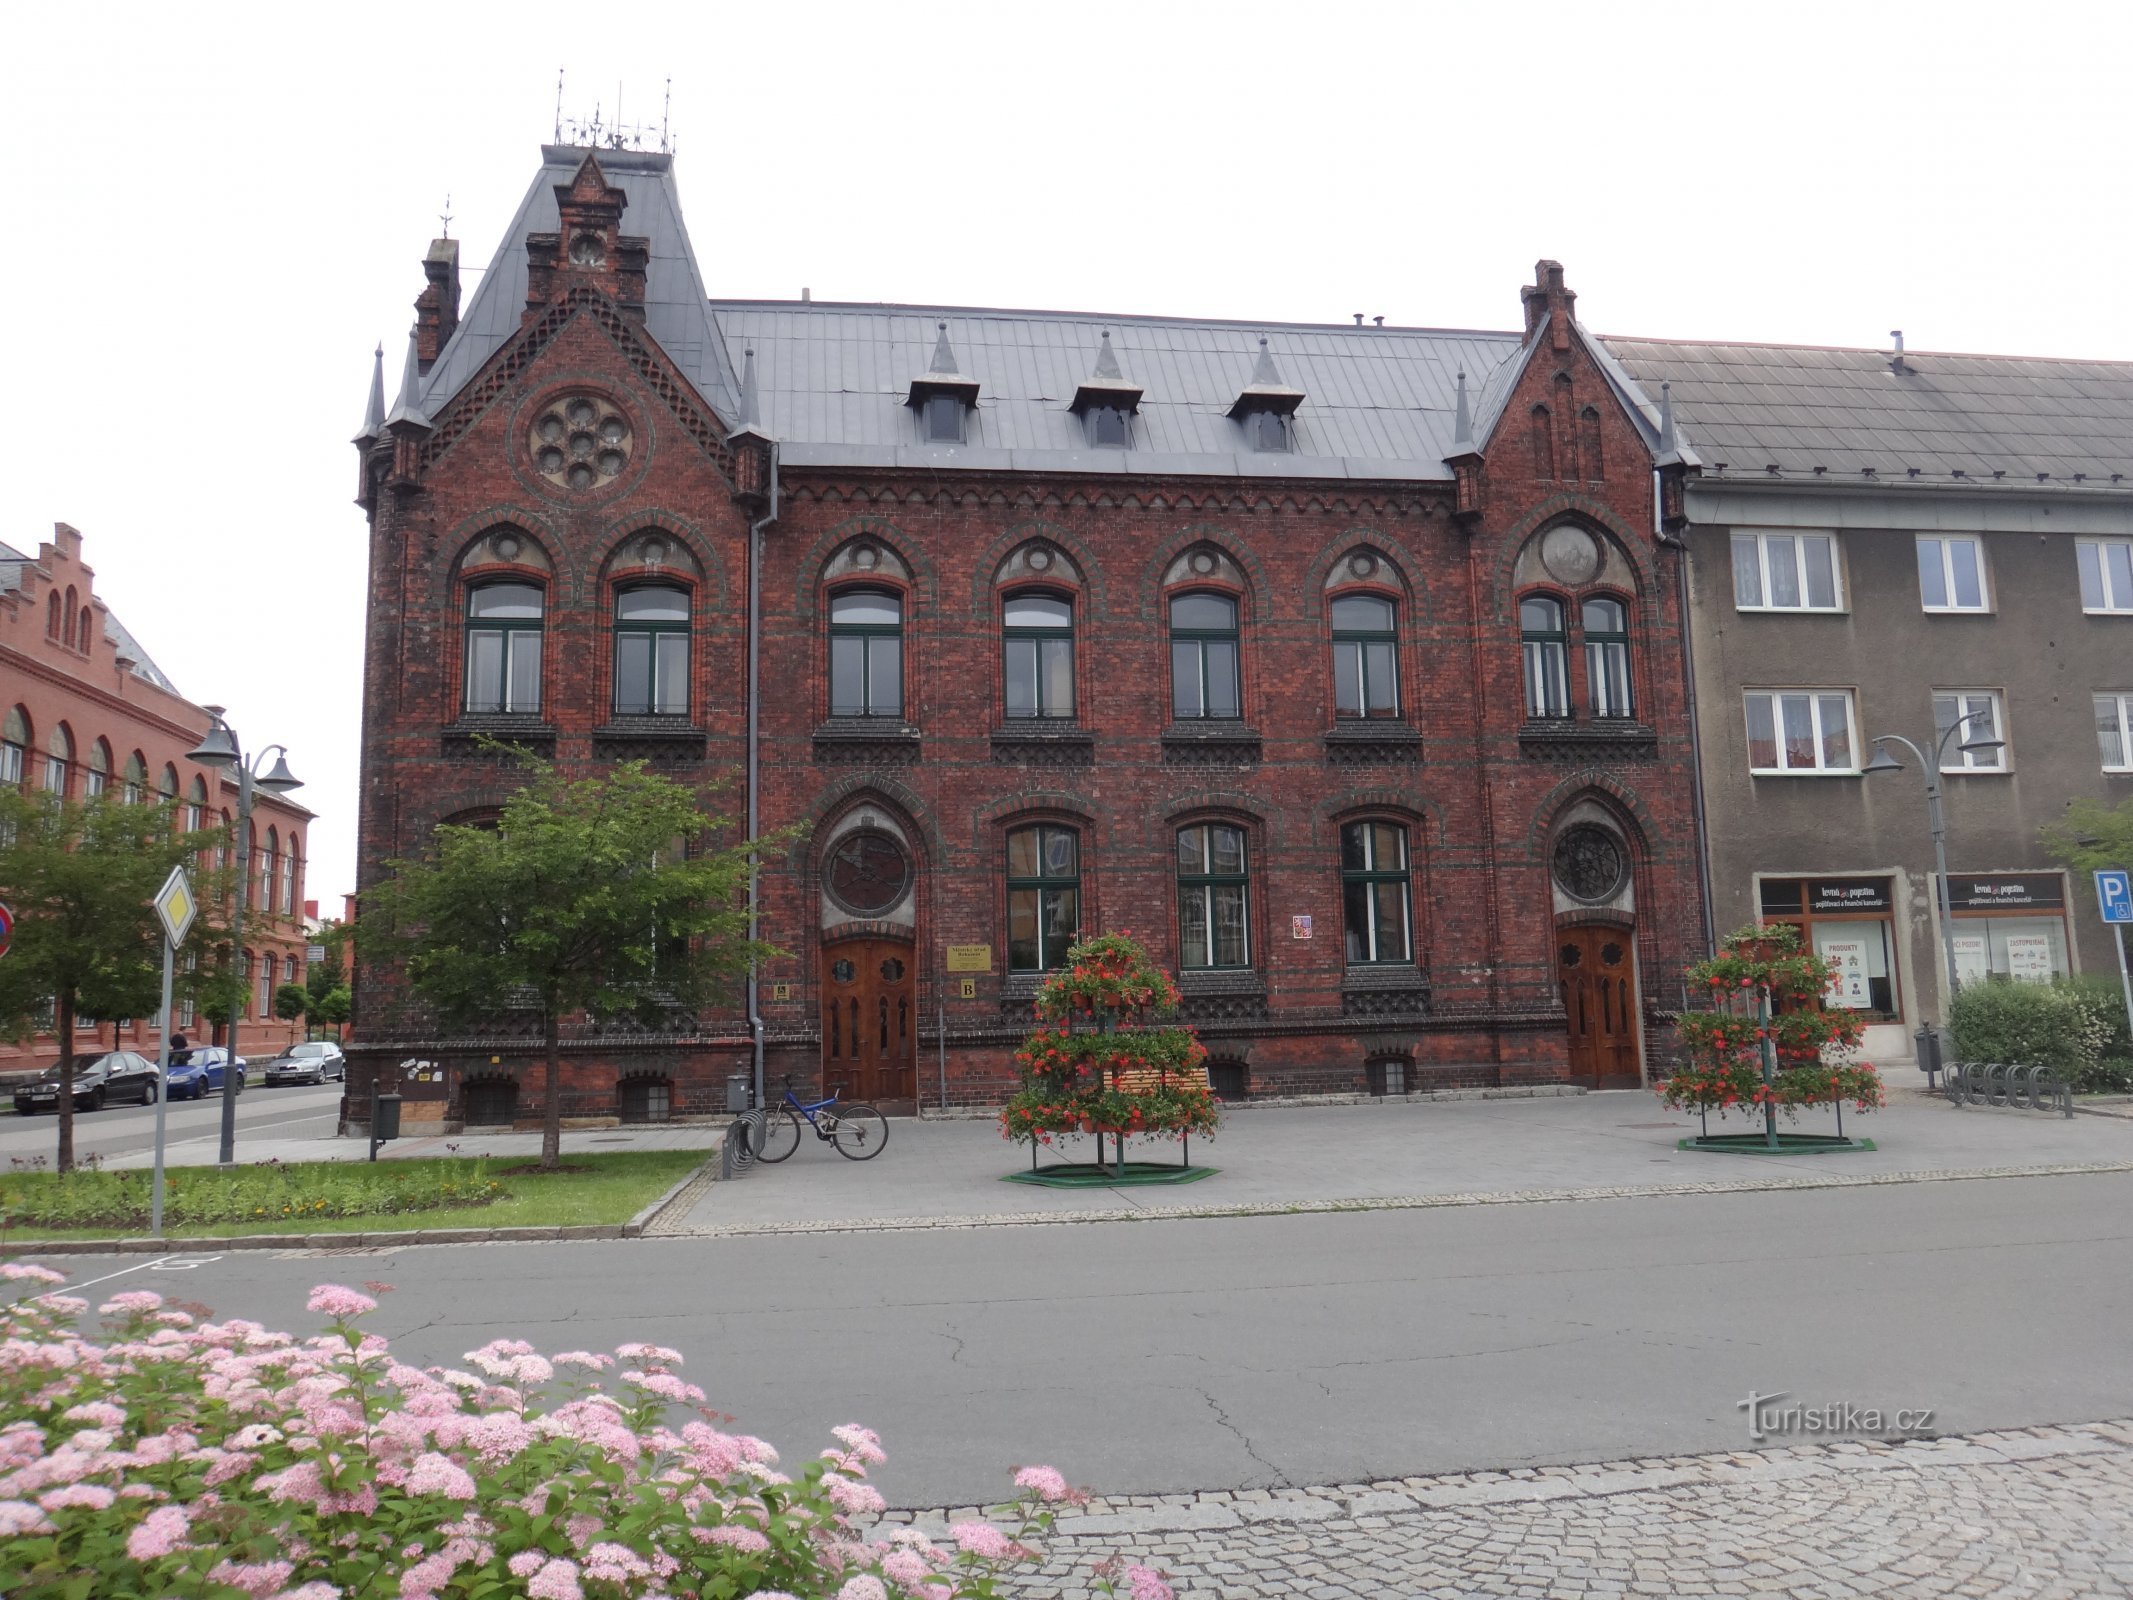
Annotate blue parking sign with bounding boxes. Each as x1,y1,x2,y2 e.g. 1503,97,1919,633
2097,869,2133,925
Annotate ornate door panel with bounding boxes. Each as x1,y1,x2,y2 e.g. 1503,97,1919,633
1558,925,1642,1089
821,940,916,1107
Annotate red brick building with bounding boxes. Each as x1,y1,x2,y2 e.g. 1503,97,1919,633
351,145,1708,1128
0,524,313,1072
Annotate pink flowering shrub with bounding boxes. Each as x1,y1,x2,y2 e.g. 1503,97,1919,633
0,1262,1172,1600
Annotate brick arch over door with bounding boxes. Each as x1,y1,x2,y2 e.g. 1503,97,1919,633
1523,769,1665,862
966,520,1112,618
791,514,940,617
787,775,949,883
1534,782,1668,1012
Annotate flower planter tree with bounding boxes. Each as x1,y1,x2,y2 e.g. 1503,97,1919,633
1662,922,1884,1153
999,931,1221,1185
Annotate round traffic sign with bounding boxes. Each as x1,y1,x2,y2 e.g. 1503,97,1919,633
0,900,13,960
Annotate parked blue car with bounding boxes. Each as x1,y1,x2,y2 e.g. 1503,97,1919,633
164,1047,247,1101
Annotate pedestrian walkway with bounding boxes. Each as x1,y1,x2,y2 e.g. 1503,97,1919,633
96,1120,723,1171
665,1089,2131,1235
899,1417,2133,1598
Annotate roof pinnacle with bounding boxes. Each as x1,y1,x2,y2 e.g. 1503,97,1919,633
1451,369,1474,455
929,321,962,376
383,330,430,431
355,343,387,442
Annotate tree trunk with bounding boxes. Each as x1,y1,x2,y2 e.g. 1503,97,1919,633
541,1010,562,1171
55,990,76,1175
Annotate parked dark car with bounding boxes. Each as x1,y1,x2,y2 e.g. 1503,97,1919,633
164,1047,247,1101
263,1041,346,1086
13,1052,161,1114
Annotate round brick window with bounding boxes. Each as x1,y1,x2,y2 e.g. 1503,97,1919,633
1552,824,1627,904
530,395,632,492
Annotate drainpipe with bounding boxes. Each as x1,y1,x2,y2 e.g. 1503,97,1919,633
746,443,780,1111
1658,475,1718,956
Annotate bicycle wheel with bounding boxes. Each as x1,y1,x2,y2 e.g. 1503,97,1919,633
750,1108,803,1164
827,1103,889,1160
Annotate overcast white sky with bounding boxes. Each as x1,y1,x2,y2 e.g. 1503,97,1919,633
7,0,2129,905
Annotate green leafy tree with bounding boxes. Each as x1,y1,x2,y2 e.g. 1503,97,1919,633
306,934,346,1006
358,756,780,1169
2042,796,2133,877
315,986,351,1035
274,982,310,1024
0,790,222,1171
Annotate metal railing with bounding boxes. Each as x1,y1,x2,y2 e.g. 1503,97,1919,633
1945,1061,2073,1119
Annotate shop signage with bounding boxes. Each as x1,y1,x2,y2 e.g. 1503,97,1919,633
1807,879,1893,915
2005,934,2055,983
1820,937,1872,1008
1945,873,2065,912
1951,934,1990,987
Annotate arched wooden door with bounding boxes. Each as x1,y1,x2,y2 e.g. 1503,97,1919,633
1558,925,1642,1088
821,939,916,1109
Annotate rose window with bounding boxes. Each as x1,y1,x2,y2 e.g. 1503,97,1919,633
530,395,631,491
823,831,912,916
1551,824,1627,903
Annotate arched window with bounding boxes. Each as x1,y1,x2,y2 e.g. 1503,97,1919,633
1003,594,1074,719
613,583,690,716
282,837,299,913
1170,593,1240,720
43,725,72,795
1177,822,1250,970
62,587,78,648
1520,596,1570,718
0,707,27,786
237,950,253,1017
828,590,903,718
1340,822,1412,964
1006,824,1080,972
80,608,93,651
258,951,274,1019
263,828,279,913
464,581,544,714
185,775,207,834
45,593,59,638
1242,410,1290,453
122,752,148,804
1582,597,1633,718
158,763,179,805
85,739,110,797
1085,405,1130,448
1330,595,1398,718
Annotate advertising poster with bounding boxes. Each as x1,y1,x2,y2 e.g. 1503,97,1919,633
1819,937,1871,1008
2005,933,2054,984
1951,934,1990,988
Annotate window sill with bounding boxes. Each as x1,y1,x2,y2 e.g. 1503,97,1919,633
1161,721,1262,766
1324,721,1421,764
1748,767,1861,778
1734,606,1850,617
1517,718,1657,761
991,723,1095,765
1921,607,1994,617
812,718,921,764
1342,963,1432,1017
1175,967,1268,1022
593,717,706,760
441,716,556,757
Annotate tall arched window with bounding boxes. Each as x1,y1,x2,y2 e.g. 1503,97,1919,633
1006,824,1080,972
464,581,544,714
1341,822,1412,964
1520,596,1570,718
122,752,148,804
0,707,27,786
1177,822,1250,969
1003,594,1074,719
43,725,72,795
1330,595,1398,718
158,763,179,806
282,837,299,913
185,775,207,835
829,590,903,718
263,828,279,914
85,739,110,797
62,587,78,648
1170,594,1241,720
1582,597,1633,718
613,584,690,716
45,593,59,639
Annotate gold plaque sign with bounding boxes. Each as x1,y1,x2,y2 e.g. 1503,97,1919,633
945,944,992,973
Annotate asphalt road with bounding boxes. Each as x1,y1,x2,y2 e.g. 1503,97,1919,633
22,1169,2133,1507
0,1082,346,1167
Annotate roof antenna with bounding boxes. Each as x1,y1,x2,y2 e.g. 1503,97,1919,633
1889,329,1907,374
554,67,565,142
438,194,453,240
661,77,671,153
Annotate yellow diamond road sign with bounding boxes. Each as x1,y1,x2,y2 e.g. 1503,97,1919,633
153,867,197,945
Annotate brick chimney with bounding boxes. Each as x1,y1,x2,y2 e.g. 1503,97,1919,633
525,152,649,322
1520,260,1577,351
415,239,461,372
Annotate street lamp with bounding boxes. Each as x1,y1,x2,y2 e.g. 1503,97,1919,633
1861,710,2004,1055
186,707,301,1167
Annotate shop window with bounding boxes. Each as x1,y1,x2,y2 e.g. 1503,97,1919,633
1003,594,1074,719
1759,877,1900,1021
1331,595,1398,718
614,584,690,716
829,590,903,717
464,581,544,714
619,1076,673,1124
1170,594,1241,719
2076,539,2133,613
1943,874,2072,985
1340,821,1411,964
1745,690,1857,774
1177,823,1250,969
1918,535,1988,612
1006,824,1080,973
1733,531,1843,611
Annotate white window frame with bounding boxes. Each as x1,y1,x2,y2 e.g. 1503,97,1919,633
2097,694,2133,773
1732,530,1845,613
2077,539,2133,614
1744,689,1860,776
1933,689,2008,773
1916,535,1990,614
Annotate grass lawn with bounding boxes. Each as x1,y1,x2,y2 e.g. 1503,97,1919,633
0,1151,706,1244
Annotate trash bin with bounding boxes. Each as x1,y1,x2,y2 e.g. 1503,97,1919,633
373,1093,402,1141
1914,1026,1943,1083
726,1072,753,1113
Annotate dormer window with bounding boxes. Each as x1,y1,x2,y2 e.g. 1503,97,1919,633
908,321,981,447
1085,405,1130,448
1242,411,1290,453
1071,331,1142,448
921,393,966,444
1228,335,1305,455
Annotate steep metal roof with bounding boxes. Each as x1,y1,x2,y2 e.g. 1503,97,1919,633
1603,337,2133,487
0,538,179,693
706,301,1524,480
416,146,744,428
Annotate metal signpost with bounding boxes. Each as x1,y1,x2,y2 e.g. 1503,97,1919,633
2096,869,2133,1050
150,866,198,1238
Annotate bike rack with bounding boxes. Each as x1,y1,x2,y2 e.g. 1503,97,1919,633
719,1109,766,1179
1944,1061,2074,1119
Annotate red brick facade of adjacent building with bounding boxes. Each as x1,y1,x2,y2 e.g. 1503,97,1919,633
0,523,313,1074
350,150,1708,1131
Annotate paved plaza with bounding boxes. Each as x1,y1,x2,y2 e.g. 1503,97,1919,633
932,1418,2133,1599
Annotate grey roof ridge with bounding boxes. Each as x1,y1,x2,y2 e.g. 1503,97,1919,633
1578,319,1700,468
1467,312,1545,450
705,295,1525,342
1597,330,2133,367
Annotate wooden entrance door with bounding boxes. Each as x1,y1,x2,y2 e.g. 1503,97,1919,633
1558,925,1641,1088
821,939,916,1107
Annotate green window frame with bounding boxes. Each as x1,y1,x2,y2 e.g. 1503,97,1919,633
1582,596,1632,718
1003,593,1075,719
1520,595,1569,718
1170,593,1241,720
1341,821,1411,964
1331,594,1398,718
614,584,691,716
1177,822,1250,970
1006,824,1081,972
829,589,904,718
464,581,545,715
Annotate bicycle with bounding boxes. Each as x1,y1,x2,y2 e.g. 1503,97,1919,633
746,1076,889,1163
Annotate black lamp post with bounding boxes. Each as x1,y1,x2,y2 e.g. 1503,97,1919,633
186,708,302,1167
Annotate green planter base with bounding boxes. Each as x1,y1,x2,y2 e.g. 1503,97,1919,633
1678,1133,1876,1155
1004,1161,1219,1189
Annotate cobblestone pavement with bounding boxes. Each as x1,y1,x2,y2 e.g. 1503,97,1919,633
881,1418,2133,1598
